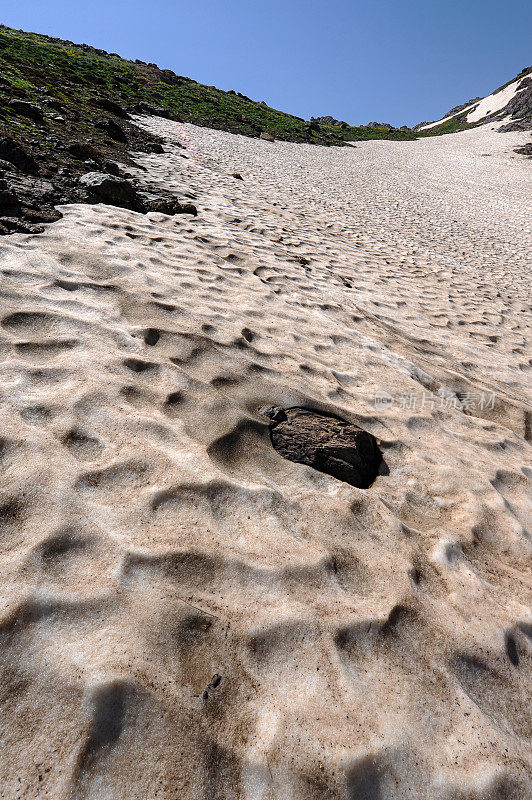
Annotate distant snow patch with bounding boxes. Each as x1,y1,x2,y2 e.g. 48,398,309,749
467,75,527,122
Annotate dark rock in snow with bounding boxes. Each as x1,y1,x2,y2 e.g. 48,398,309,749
145,142,165,154
514,141,532,157
149,198,186,215
149,199,182,217
21,207,62,223
149,198,197,216
0,216,44,235
262,406,383,489
179,202,198,216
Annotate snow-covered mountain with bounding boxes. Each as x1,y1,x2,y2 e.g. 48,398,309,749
416,66,532,132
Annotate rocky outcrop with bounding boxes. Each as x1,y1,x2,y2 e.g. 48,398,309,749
95,117,128,142
514,140,532,157
418,67,532,132
0,135,38,172
78,172,144,211
0,144,199,235
498,76,532,131
445,97,482,118
314,116,349,129
9,100,44,121
0,85,171,234
130,102,179,121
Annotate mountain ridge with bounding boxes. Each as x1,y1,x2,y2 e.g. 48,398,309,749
415,66,532,134
0,24,530,237
0,22,422,236
0,24,418,146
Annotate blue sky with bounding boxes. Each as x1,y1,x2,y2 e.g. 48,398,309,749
2,0,531,127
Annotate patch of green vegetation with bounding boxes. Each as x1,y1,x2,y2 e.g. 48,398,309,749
0,24,419,146
341,125,415,141
417,117,476,137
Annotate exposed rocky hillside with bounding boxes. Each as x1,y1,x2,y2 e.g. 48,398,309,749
0,24,423,235
0,24,529,236
416,66,532,134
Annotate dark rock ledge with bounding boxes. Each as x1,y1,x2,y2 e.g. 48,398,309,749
0,102,195,236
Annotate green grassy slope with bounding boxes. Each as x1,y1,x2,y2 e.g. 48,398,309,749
0,24,418,146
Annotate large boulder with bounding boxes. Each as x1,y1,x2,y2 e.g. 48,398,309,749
131,102,177,120
144,141,165,154
94,97,131,119
41,97,64,111
78,172,143,211
260,131,276,142
0,217,44,235
0,136,38,172
9,100,44,122
0,179,20,212
95,117,127,142
261,406,383,489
